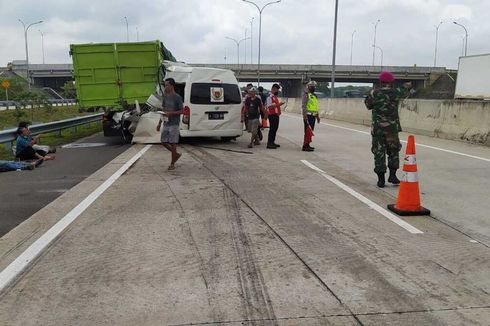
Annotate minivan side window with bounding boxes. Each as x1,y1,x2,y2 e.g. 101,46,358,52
190,83,242,105
175,83,185,99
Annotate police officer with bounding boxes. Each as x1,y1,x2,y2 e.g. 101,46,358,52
302,80,320,151
365,71,412,187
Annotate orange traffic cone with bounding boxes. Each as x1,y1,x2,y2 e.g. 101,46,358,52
387,135,430,216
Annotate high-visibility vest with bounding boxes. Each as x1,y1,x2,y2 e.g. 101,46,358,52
306,93,319,113
268,94,282,116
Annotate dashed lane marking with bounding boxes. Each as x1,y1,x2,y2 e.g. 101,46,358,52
301,160,424,234
0,145,152,292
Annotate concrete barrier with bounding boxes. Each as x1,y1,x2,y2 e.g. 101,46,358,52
283,98,490,146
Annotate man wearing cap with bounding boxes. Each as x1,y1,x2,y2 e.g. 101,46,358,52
244,87,267,148
301,81,320,151
365,71,412,187
266,83,285,149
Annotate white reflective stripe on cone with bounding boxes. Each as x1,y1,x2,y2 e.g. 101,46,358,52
404,154,417,165
401,171,418,182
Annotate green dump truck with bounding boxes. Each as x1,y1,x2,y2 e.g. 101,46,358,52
70,40,175,109
70,40,175,139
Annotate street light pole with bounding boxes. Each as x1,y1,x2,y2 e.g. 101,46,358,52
372,19,380,66
461,36,465,56
433,21,443,67
136,26,139,41
373,45,383,66
18,19,43,90
244,28,247,65
350,29,356,66
250,17,254,64
226,36,250,65
124,16,129,42
39,30,45,64
453,21,468,56
330,0,339,98
242,0,281,86
224,48,227,68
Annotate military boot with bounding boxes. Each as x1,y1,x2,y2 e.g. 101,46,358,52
388,169,400,184
377,173,385,188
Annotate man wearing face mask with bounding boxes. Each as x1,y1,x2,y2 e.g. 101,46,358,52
265,83,285,149
301,80,320,152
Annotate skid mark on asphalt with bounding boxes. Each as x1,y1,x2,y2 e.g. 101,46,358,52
142,150,226,322
186,145,364,326
223,188,278,323
301,160,423,234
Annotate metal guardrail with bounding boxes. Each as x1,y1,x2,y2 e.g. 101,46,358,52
0,113,103,144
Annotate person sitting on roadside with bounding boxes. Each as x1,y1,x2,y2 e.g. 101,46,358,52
18,121,56,155
15,126,55,161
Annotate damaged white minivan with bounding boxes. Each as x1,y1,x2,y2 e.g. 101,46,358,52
131,62,243,143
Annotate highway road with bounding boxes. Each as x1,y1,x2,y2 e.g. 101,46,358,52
0,133,130,237
0,114,489,325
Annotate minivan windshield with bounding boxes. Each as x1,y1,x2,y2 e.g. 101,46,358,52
190,83,242,105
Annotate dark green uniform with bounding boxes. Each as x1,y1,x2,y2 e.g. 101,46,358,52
365,86,409,174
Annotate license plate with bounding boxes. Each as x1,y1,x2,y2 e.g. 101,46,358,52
208,112,225,120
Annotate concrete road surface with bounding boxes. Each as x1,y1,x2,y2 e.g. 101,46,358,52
0,114,489,325
0,133,130,237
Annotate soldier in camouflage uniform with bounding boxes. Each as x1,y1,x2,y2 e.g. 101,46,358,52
365,71,412,188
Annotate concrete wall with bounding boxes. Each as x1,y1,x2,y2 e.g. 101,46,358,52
283,98,490,146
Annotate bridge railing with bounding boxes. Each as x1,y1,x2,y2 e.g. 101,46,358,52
0,99,77,111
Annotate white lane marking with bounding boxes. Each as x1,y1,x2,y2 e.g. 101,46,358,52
0,145,152,292
301,160,424,234
284,113,490,163
62,142,108,148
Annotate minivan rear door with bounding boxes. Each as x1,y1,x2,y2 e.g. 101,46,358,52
188,82,242,131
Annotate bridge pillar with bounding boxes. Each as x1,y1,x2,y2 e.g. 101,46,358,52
281,80,304,98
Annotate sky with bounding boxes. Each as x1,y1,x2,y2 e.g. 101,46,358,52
0,0,486,69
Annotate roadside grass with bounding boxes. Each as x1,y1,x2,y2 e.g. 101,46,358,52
0,105,100,130
0,112,103,161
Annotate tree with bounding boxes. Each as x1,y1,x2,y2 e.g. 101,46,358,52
61,81,77,99
0,76,28,101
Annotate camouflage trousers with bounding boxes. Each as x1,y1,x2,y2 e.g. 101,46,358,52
371,132,402,174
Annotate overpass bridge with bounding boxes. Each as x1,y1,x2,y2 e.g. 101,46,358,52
5,61,452,97
191,64,451,97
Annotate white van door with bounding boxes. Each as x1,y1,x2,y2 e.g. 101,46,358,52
187,82,242,132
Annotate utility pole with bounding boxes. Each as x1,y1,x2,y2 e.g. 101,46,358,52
226,36,250,65
350,30,356,66
330,0,339,98
242,0,282,86
124,16,129,42
250,17,254,64
39,30,45,64
433,21,443,67
372,19,381,66
453,21,468,56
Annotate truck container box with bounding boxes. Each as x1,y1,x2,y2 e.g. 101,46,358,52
70,41,174,109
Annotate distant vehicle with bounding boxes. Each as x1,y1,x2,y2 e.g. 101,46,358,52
343,90,365,98
454,53,490,100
